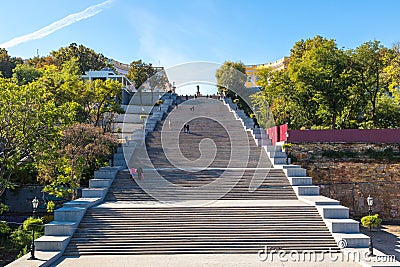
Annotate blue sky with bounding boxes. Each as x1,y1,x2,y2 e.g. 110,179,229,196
1,0,400,68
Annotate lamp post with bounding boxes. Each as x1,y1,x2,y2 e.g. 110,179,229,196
29,197,39,260
367,195,374,257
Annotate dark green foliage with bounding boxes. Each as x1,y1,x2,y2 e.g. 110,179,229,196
254,36,400,130
50,43,110,74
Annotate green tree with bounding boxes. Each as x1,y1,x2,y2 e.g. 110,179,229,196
215,61,255,117
353,40,391,127
0,48,23,78
252,67,294,128
384,42,400,104
127,60,156,89
83,79,124,129
12,64,43,85
50,43,110,74
215,61,246,94
288,36,352,129
40,123,118,199
0,78,67,197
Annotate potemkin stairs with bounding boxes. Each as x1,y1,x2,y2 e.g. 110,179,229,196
8,92,398,266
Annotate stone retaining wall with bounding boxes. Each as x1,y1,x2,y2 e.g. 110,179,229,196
290,143,400,222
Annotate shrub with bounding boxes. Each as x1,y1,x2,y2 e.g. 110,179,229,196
22,217,44,232
361,214,382,228
46,201,55,213
0,203,8,215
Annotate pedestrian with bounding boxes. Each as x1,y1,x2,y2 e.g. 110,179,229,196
186,124,190,134
137,167,143,179
168,119,171,129
183,124,187,133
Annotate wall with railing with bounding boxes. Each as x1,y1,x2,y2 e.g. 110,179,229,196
266,125,400,144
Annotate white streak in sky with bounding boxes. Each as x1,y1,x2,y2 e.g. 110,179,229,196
0,0,114,49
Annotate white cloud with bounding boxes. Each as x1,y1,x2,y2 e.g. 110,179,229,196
0,0,114,49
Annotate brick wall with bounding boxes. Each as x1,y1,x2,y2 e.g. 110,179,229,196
290,143,400,222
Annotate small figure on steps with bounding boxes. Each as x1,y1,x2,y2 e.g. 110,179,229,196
137,167,143,179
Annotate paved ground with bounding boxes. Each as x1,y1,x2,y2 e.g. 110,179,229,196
51,225,400,267
53,253,362,267
360,225,400,262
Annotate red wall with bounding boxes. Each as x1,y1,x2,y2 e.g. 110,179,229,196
287,128,400,143
266,125,400,144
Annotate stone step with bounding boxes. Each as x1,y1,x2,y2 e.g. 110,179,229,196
255,139,272,146
267,151,286,158
89,179,113,188
271,157,287,165
35,236,71,251
317,205,349,219
300,196,340,206
324,219,360,233
81,188,108,199
284,168,307,177
332,233,369,248
45,221,79,236
94,170,118,179
292,185,320,196
54,207,86,222
62,198,101,209
287,177,313,186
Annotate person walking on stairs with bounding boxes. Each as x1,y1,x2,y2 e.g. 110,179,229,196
137,167,143,179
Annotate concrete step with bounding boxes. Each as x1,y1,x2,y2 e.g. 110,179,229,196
284,168,307,177
299,196,340,206
54,207,86,222
44,221,79,236
287,177,313,186
89,179,113,188
263,145,282,152
62,198,101,209
35,236,71,251
333,233,369,248
81,188,108,199
267,151,286,158
317,205,349,219
325,219,360,233
271,157,287,165
94,170,118,179
293,185,320,196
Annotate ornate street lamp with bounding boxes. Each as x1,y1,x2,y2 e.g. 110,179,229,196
29,197,39,260
367,195,374,257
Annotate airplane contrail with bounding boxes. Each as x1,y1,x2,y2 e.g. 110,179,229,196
0,0,114,49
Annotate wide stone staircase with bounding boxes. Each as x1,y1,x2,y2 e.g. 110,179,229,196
63,97,341,256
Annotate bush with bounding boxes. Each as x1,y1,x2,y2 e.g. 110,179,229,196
0,221,11,236
46,201,55,213
0,203,8,215
22,217,44,232
361,214,382,228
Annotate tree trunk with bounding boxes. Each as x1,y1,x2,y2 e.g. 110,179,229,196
331,113,337,129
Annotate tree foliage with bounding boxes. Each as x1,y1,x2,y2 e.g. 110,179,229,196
254,36,400,129
50,43,110,74
39,123,118,199
0,46,125,199
216,61,255,118
0,78,66,197
127,60,156,89
0,48,23,78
